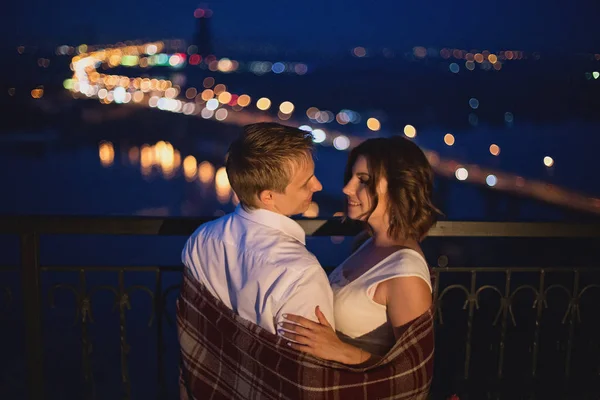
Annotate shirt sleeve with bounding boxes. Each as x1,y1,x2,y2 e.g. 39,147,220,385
274,263,336,330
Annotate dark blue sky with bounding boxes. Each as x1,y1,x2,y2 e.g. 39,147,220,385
4,0,600,54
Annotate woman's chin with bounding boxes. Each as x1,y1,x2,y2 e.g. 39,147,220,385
346,209,365,221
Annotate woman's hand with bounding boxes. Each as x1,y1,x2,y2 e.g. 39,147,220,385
279,306,368,365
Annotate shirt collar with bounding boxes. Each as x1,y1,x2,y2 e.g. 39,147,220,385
234,205,306,245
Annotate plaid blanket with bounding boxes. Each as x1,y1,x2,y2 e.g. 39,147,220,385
176,271,434,400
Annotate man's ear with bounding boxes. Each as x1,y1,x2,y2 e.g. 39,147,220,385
258,190,275,207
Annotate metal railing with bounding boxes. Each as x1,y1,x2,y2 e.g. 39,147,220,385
1,216,599,400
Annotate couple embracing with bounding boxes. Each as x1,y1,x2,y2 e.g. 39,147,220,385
177,122,440,399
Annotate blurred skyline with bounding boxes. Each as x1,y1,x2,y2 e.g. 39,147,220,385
4,0,600,54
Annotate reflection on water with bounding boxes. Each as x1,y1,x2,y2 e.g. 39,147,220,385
97,140,244,209
134,141,181,178
215,167,232,204
98,141,115,167
128,146,140,164
183,155,198,181
198,161,215,184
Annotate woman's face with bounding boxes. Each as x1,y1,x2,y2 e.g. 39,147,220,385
342,155,388,222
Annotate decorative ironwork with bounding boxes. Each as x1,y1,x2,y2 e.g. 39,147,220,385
1,217,599,400
431,267,600,387
47,268,156,400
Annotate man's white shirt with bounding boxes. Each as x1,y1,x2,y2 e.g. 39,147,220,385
181,205,335,334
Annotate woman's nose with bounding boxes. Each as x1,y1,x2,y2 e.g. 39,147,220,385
342,182,354,196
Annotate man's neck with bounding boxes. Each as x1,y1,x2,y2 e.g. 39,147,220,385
247,203,289,217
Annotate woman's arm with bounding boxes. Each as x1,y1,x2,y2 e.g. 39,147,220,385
280,277,432,364
279,307,371,364
380,276,432,340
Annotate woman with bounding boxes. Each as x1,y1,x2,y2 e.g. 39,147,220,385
280,136,440,364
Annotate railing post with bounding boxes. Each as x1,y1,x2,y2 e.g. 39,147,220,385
155,269,167,400
20,232,45,400
496,270,512,379
564,269,580,380
463,270,478,380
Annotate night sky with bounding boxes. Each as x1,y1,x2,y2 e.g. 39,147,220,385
3,0,600,53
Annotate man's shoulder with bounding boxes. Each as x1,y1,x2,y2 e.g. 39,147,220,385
188,212,234,240
185,212,322,272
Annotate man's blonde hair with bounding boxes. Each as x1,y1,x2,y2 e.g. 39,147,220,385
226,123,314,209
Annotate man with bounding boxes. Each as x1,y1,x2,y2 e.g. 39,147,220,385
180,122,334,334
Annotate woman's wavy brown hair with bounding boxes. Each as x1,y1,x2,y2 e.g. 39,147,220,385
343,136,441,241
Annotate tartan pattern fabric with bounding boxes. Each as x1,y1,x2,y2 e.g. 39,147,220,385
177,271,434,399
